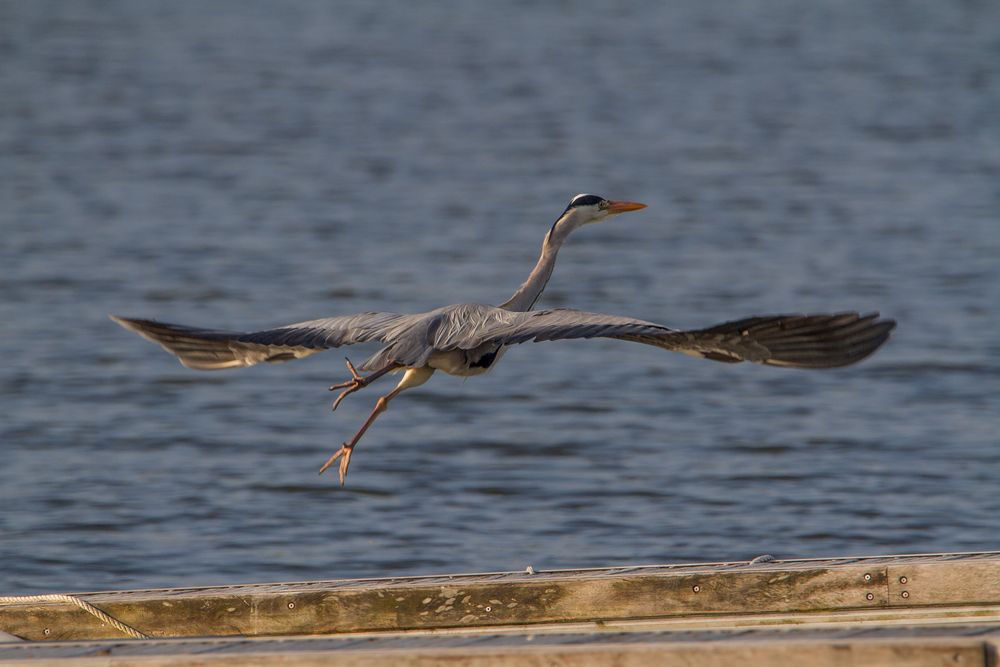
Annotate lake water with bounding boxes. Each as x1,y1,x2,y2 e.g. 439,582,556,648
2,0,999,594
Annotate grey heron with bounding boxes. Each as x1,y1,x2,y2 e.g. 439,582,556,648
112,193,895,485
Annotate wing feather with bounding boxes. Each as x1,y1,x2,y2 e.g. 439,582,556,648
455,308,895,369
111,312,406,370
457,308,673,348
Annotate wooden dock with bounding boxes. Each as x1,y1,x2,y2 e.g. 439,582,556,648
2,551,1000,665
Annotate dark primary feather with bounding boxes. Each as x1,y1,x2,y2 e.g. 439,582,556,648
109,312,405,370
614,312,896,368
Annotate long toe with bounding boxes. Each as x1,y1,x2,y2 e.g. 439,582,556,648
318,446,346,476
343,357,363,381
338,448,353,486
331,389,353,412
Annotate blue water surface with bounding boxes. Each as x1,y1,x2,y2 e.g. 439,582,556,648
1,0,999,594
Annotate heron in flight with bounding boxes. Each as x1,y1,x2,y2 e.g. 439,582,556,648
112,194,895,485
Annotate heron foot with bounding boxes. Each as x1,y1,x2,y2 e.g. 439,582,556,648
318,444,353,486
329,358,368,412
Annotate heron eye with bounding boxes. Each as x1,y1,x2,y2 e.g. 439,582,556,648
599,200,610,209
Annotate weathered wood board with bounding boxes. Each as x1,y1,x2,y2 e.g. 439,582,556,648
1,624,998,666
0,553,1000,652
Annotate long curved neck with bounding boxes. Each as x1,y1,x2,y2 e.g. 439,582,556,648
499,217,578,312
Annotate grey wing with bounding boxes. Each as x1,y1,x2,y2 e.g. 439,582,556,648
110,312,407,370
429,307,676,352
618,312,895,368
452,308,895,369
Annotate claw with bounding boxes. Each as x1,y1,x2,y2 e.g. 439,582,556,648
329,358,364,391
318,362,406,486
330,390,352,412
328,379,354,391
318,444,352,486
329,358,367,411
331,384,362,412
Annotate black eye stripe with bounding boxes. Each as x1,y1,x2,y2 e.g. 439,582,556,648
551,194,608,232
568,194,605,208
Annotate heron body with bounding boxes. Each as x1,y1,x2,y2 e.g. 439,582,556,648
428,345,503,376
112,194,896,484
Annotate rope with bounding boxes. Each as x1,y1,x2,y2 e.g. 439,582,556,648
0,594,149,640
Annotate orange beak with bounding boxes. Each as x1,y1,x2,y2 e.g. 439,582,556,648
606,200,647,214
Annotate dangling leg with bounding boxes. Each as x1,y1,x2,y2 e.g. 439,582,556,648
319,366,435,485
329,358,400,412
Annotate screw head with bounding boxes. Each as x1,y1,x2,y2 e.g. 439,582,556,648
43,628,51,636
287,602,295,609
692,585,701,593
866,592,875,601
901,591,910,599
863,573,872,582
899,576,907,584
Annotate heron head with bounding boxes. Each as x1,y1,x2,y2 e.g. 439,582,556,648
559,193,647,226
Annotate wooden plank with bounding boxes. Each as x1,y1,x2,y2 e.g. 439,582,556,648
0,564,888,641
2,552,999,642
889,559,1000,607
0,630,995,666
0,642,987,667
10,604,1000,649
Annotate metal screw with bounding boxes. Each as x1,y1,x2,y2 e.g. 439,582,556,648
692,585,701,593
899,576,907,584
863,573,872,582
485,606,492,612
866,592,874,601
287,602,295,610
901,591,910,599
43,628,51,636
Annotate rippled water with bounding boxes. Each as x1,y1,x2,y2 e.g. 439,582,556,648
2,1,999,594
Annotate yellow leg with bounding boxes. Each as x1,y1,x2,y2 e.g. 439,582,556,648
319,366,434,485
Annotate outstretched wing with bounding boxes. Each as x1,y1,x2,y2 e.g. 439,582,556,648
111,312,407,370
458,308,895,369
615,312,895,368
